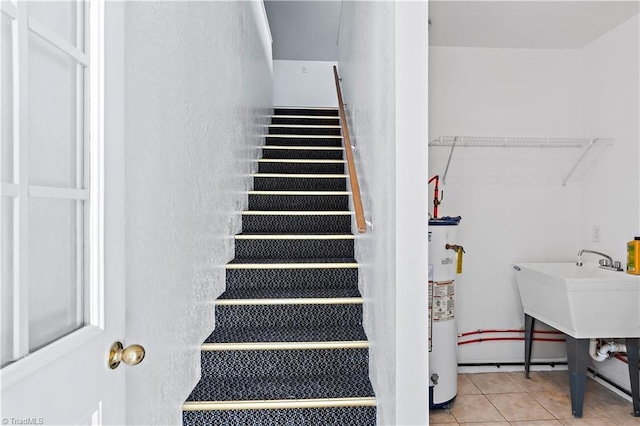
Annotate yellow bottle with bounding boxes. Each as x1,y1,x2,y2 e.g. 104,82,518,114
628,237,640,275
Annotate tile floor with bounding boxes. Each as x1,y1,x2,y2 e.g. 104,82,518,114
429,371,640,425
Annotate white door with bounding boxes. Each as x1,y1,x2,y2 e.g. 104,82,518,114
1,2,128,424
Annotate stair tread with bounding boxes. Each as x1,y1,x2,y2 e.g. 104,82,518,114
228,257,356,265
205,325,368,344
218,287,361,301
186,373,375,402
236,232,354,236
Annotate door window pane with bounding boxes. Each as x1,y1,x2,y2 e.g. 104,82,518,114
1,14,13,184
1,197,14,366
28,198,83,351
28,32,79,188
26,1,79,50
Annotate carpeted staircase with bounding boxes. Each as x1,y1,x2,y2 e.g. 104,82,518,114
182,107,376,425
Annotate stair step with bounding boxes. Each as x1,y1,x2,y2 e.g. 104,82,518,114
262,146,344,160
271,116,340,126
205,325,367,344
268,126,341,136
235,234,354,259
265,135,343,147
214,298,362,329
241,211,352,233
183,404,375,425
248,191,349,211
225,263,358,290
274,107,339,117
257,160,345,174
200,347,369,379
253,175,347,191
217,287,361,301
184,374,374,403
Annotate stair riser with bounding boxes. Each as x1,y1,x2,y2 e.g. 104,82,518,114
265,137,342,147
254,177,346,191
248,194,348,211
262,148,344,160
235,239,354,259
271,117,340,126
215,304,362,329
183,406,376,426
225,268,358,291
269,127,341,136
242,214,351,233
201,348,369,379
258,162,344,174
274,108,339,117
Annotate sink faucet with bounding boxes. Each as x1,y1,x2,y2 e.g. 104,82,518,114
576,249,622,271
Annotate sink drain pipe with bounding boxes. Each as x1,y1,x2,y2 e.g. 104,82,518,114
590,339,627,362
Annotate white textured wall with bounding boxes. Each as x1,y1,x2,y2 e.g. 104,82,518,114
272,60,338,107
429,48,584,364
338,2,430,424
580,15,639,392
124,2,272,424
338,2,396,424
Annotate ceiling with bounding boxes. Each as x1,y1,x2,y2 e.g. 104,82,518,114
264,1,639,61
429,1,640,49
264,0,342,61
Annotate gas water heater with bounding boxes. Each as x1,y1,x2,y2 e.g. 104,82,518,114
429,216,462,409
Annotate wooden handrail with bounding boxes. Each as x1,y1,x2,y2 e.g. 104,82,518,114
333,66,367,233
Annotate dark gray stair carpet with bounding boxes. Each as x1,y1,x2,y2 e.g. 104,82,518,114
183,106,375,425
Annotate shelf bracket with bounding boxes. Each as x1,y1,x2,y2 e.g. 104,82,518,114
562,138,597,186
442,136,458,184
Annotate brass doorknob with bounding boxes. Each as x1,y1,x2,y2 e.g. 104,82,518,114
108,342,145,369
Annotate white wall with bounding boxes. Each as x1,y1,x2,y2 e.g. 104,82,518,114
430,47,585,364
273,60,338,107
124,2,272,424
338,2,429,425
579,15,640,392
429,14,640,374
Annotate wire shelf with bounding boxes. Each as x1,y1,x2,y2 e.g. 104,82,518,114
429,136,613,186
429,136,600,149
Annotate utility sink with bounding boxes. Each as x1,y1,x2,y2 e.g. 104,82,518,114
514,262,640,338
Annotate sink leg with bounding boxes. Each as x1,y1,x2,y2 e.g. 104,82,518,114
625,338,640,417
524,314,535,379
565,336,589,418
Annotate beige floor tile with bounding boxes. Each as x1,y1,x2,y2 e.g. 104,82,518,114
529,390,601,419
450,394,507,423
509,421,564,425
429,408,458,424
457,423,508,425
458,374,482,395
468,372,524,394
594,409,640,425
486,393,555,422
560,418,618,425
508,371,569,394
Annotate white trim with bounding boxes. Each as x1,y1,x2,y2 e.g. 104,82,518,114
271,115,340,120
269,124,341,129
202,341,369,351
28,17,89,66
254,173,347,178
183,397,376,411
0,183,19,197
13,0,30,361
235,234,354,240
259,0,272,44
266,134,342,139
216,297,363,306
242,211,352,215
0,325,103,389
1,1,17,19
28,186,89,200
274,106,339,110
226,262,358,270
257,159,345,163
